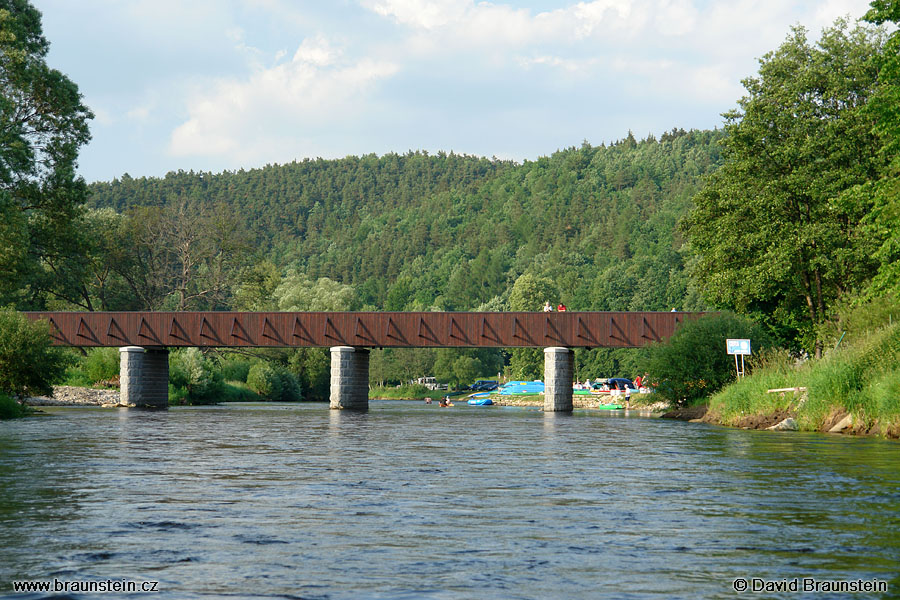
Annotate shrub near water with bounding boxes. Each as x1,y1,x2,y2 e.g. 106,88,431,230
0,310,70,400
246,362,302,401
168,348,224,404
0,393,26,419
82,347,119,385
220,358,251,383
644,312,771,406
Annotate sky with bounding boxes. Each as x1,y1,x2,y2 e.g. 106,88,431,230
32,0,875,183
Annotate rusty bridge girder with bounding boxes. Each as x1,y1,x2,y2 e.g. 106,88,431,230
24,311,702,349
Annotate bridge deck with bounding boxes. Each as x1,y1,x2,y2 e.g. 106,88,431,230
24,311,700,348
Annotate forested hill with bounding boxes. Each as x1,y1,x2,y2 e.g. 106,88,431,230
87,128,723,312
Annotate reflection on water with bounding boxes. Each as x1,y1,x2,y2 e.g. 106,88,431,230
1,402,899,599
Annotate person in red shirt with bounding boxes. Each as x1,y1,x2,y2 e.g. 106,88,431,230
557,303,567,312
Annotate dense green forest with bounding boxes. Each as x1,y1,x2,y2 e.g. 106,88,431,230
2,0,899,406
86,130,721,315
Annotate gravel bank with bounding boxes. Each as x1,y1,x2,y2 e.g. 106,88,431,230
25,386,120,407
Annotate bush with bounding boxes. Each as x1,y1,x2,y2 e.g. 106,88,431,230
244,362,302,402
247,362,283,400
0,392,27,419
643,312,772,405
82,347,120,384
219,356,252,383
219,381,260,402
276,368,302,402
168,348,223,403
0,310,71,398
287,348,329,400
818,293,899,348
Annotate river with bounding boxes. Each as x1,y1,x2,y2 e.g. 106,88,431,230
1,402,898,599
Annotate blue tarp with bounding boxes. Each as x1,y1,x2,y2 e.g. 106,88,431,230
498,380,545,395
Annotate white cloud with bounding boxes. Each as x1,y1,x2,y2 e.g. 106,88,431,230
126,105,152,121
293,35,339,66
33,0,883,180
652,0,697,36
362,0,468,29
168,36,398,163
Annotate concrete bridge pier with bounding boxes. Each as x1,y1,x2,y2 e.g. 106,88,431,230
119,346,169,408
544,347,573,412
330,346,369,410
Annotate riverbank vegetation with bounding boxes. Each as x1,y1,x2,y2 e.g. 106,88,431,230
707,310,900,436
0,310,69,418
0,392,28,419
369,385,448,401
677,2,900,436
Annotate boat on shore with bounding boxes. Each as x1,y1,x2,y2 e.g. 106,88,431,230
467,394,494,406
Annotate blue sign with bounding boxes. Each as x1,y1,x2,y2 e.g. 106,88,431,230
726,339,751,355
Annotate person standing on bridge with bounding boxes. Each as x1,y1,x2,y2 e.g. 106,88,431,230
543,301,553,312
557,303,567,312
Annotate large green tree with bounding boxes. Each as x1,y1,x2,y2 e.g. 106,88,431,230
684,20,886,355
0,0,92,308
862,1,900,295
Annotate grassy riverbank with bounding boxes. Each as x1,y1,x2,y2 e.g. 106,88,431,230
702,321,900,438
369,384,453,400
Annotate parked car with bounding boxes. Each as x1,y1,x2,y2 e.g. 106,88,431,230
471,380,499,391
413,377,446,391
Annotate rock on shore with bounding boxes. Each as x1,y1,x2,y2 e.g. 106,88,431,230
26,386,119,407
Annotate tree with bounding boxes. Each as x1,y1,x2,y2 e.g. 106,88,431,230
115,202,250,311
0,0,93,308
275,272,356,311
506,273,559,312
862,1,900,296
507,272,559,378
233,260,282,311
433,347,503,386
0,309,69,398
684,20,886,356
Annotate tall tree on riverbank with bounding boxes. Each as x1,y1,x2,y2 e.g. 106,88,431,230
862,1,900,296
683,20,887,356
0,0,92,308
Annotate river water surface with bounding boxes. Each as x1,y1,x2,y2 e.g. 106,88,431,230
1,402,899,599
